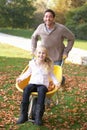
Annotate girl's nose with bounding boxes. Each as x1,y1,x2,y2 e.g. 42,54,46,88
47,17,50,20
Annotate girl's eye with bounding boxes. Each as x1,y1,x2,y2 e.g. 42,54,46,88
37,50,46,55
43,52,45,55
38,51,41,54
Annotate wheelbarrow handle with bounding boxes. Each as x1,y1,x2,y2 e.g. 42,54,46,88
61,60,64,67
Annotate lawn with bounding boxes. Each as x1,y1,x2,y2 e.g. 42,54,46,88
0,28,33,38
0,43,87,130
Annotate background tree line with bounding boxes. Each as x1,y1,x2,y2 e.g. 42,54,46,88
0,0,87,40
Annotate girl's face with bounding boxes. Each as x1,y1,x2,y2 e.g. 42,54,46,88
36,48,47,62
43,12,55,27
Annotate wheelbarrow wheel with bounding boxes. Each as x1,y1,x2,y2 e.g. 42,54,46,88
31,97,37,120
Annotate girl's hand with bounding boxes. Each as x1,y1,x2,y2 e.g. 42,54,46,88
16,78,22,83
55,82,61,88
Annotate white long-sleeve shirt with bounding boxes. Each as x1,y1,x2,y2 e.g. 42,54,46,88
19,59,59,88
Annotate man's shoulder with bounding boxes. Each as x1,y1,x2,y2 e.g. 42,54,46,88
55,23,69,32
55,23,65,28
37,23,45,28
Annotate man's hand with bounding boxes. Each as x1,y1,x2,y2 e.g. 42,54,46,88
62,54,67,60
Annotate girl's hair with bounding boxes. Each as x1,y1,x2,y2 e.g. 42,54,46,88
35,45,53,72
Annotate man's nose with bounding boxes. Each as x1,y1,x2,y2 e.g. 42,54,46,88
46,17,50,20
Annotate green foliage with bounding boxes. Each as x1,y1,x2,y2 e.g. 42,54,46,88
47,0,87,24
76,23,87,40
65,4,87,40
0,0,36,28
69,0,87,8
32,0,47,28
0,28,34,38
0,0,87,30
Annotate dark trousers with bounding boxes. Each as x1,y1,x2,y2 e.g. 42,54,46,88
22,84,48,105
54,60,62,66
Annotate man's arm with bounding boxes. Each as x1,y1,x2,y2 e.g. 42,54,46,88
31,25,42,54
63,26,75,58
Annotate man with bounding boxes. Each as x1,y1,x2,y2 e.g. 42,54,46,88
31,9,75,66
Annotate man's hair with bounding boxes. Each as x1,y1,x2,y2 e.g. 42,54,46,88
44,9,55,18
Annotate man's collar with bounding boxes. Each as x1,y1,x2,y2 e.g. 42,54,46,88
44,23,56,33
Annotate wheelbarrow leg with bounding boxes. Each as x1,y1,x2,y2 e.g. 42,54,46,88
45,92,59,107
28,96,37,123
28,95,34,122
55,90,59,105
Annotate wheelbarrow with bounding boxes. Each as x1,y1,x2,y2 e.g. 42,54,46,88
16,65,62,122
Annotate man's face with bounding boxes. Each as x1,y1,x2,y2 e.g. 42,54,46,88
43,12,55,26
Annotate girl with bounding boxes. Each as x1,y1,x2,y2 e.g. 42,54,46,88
16,45,60,125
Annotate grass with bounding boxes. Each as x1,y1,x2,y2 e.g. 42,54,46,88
0,43,87,130
0,28,34,38
74,40,87,50
0,27,87,50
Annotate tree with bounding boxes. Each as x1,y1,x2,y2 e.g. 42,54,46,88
70,0,87,8
0,0,36,28
47,0,87,24
32,0,48,28
65,3,87,40
47,0,87,10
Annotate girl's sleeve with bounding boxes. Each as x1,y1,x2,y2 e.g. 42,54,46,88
49,72,60,85
19,61,32,81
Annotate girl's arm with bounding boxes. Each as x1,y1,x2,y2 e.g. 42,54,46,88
49,72,61,87
16,67,32,83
